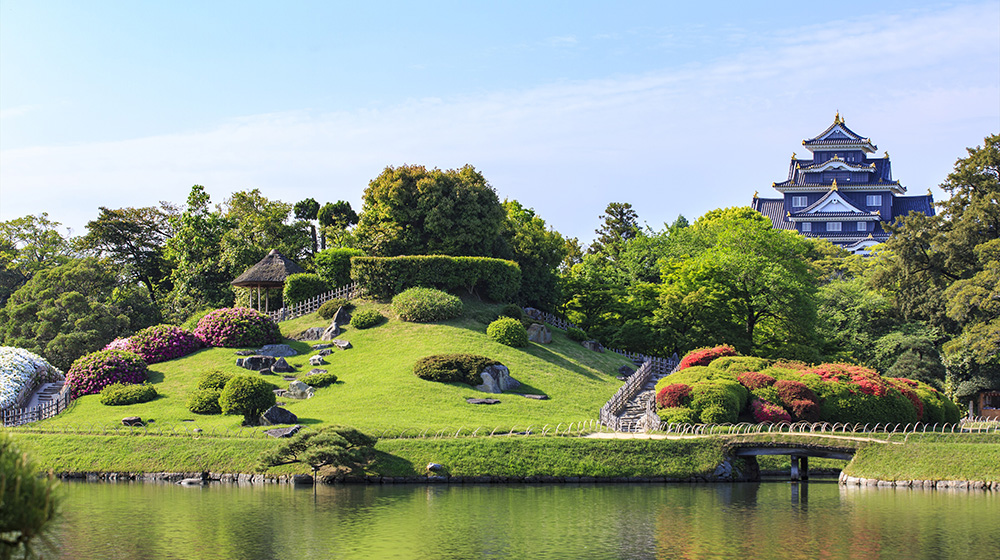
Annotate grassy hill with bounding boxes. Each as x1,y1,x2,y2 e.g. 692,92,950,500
32,299,631,434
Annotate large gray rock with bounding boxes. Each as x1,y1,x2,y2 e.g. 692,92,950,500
526,323,552,344
474,364,521,394
331,339,352,350
262,406,298,425
581,340,604,353
121,416,143,426
331,306,352,327
321,321,340,341
271,357,295,374
237,355,276,371
286,380,315,400
290,327,325,341
309,355,327,366
617,365,635,377
263,425,301,438
257,344,298,357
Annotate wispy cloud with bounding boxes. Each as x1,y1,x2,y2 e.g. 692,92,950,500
1,2,997,241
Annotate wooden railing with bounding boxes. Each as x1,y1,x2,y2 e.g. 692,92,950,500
1,386,72,427
266,283,362,322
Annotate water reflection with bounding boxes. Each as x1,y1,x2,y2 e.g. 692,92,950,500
53,481,998,560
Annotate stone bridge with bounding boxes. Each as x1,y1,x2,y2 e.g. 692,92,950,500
728,442,857,481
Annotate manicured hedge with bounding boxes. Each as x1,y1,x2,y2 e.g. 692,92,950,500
677,345,738,370
187,388,222,414
99,382,157,406
283,273,329,306
303,371,338,387
351,255,521,301
194,307,281,348
486,317,528,347
198,370,234,390
413,354,500,386
65,350,148,398
315,247,364,287
317,298,350,320
219,375,276,423
350,309,384,329
391,288,463,323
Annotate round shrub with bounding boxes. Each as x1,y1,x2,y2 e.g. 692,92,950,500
103,337,134,352
391,287,463,323
187,388,222,414
303,371,338,387
499,304,524,321
789,399,820,422
317,298,350,320
127,324,201,364
658,407,698,424
65,350,148,398
677,345,738,370
486,317,528,347
774,380,818,408
656,383,693,409
751,398,792,423
99,382,157,406
350,309,384,329
689,381,746,421
709,356,771,374
198,370,235,390
194,307,281,348
566,327,587,342
700,404,737,424
737,372,776,390
219,375,276,424
413,354,501,386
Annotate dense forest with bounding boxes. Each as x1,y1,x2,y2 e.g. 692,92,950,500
1,135,997,404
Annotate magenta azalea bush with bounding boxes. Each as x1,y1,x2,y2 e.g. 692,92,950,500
127,324,201,363
65,349,148,398
103,337,135,352
194,307,281,348
751,398,792,423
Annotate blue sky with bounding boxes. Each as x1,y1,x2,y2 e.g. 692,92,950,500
2,0,998,243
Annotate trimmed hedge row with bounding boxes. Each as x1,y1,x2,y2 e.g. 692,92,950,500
351,255,520,301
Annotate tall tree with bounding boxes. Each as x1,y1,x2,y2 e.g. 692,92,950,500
219,189,312,274
294,198,321,255
497,200,567,309
355,164,505,257
0,213,74,304
588,202,639,260
317,200,359,250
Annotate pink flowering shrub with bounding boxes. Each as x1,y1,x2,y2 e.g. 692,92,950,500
194,307,281,348
737,371,776,390
677,345,737,371
750,398,791,423
66,350,148,398
656,383,693,408
127,324,201,364
103,337,135,352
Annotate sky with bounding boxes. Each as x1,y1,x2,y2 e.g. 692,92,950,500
1,0,998,244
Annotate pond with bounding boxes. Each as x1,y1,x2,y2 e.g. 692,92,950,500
51,480,998,559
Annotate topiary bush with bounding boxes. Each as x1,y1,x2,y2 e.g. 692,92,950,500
391,287,463,322
194,307,281,348
98,382,157,406
677,345,738,370
499,304,524,321
413,354,500,386
283,273,330,306
750,398,792,423
699,404,737,424
658,407,698,424
65,350,148,398
486,317,528,347
126,324,201,364
219,375,277,425
566,327,587,342
303,371,338,387
656,383,693,409
774,380,818,408
709,356,771,374
187,388,222,414
317,298,350,320
198,370,234,390
737,371,776,390
350,309,384,329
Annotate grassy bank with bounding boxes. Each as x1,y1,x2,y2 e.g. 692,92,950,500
844,443,1000,482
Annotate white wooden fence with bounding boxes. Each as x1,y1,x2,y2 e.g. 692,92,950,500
266,283,362,322
1,386,72,427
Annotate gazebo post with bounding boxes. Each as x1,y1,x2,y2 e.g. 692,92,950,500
231,249,305,316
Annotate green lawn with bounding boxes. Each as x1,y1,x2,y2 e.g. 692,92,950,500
22,299,631,434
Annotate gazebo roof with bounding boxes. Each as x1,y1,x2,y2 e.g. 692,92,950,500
231,249,305,288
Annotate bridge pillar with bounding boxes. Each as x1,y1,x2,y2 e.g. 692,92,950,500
801,456,809,481
790,456,800,481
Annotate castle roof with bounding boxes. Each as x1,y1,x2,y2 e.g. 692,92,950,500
802,113,877,153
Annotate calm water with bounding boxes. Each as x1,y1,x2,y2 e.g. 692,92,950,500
51,480,998,560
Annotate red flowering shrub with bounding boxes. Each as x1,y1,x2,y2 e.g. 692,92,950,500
888,378,924,420
750,399,791,423
789,399,820,422
66,350,148,398
737,372,776,390
774,380,818,406
194,307,281,348
656,383,693,409
126,324,201,364
677,345,737,370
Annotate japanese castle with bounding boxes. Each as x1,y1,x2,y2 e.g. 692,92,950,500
751,114,935,254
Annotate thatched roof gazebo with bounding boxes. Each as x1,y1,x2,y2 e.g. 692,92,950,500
231,249,305,312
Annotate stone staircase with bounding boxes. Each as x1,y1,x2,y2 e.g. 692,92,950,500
614,361,675,431
31,382,66,407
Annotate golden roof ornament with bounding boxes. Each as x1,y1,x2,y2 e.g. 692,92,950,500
835,111,841,124
792,152,797,159
831,179,838,190
753,190,759,198
868,233,874,239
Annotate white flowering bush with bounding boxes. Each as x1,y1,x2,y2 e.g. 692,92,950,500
0,347,64,410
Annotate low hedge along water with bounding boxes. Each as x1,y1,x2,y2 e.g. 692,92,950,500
98,382,157,406
413,354,500,386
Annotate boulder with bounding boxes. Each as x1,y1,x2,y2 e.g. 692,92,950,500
321,321,340,341
121,416,143,427
617,365,635,377
290,327,325,341
308,368,327,375
235,350,257,356
257,344,297,357
318,349,333,356
331,306,352,326
262,406,298,425
264,425,302,438
312,343,334,350
236,355,276,371
466,398,501,405
309,355,327,366
286,380,315,400
526,323,552,344
332,339,352,350
581,340,604,353
271,357,295,374
427,463,444,472
474,364,521,394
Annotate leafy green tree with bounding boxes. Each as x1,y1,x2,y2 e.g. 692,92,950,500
261,425,377,473
294,198,321,255
78,205,175,303
815,276,898,364
0,213,74,305
219,375,277,425
317,200,359,250
0,258,156,370
1,432,60,559
497,200,567,309
355,164,505,257
588,202,639,260
560,237,584,272
875,331,947,388
220,189,312,274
